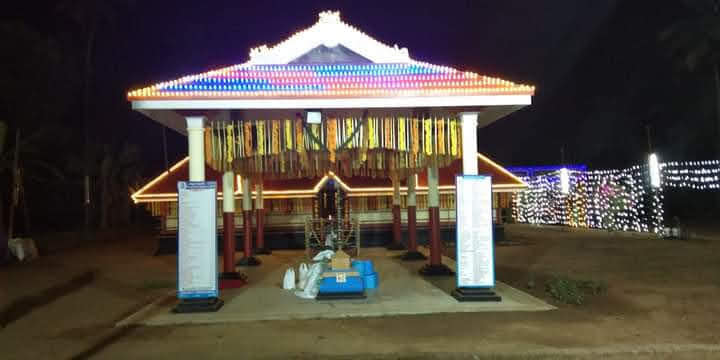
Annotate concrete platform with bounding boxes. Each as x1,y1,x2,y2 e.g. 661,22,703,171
120,248,553,326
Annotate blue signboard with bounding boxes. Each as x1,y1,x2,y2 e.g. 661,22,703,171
177,181,218,299
455,175,495,288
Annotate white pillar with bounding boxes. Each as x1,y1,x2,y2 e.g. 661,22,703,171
392,177,401,206
461,112,479,176
222,171,235,212
255,182,264,210
407,175,417,207
242,177,252,211
186,116,206,181
428,165,439,207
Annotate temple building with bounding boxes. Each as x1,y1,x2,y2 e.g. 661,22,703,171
133,153,524,241
127,11,533,283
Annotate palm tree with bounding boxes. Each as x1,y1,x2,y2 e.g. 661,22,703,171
98,142,142,229
0,122,66,237
57,0,133,231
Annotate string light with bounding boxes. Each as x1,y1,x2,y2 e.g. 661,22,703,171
513,165,665,234
127,63,535,100
661,160,720,190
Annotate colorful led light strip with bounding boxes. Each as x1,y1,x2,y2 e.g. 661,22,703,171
128,63,534,100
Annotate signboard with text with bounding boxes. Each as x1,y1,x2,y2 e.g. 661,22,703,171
177,181,218,299
455,175,495,288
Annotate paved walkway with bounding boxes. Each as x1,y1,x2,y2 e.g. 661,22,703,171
122,248,552,326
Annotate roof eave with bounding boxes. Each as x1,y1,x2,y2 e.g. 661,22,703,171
131,94,531,111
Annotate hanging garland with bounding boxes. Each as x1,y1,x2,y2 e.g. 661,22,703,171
204,115,462,180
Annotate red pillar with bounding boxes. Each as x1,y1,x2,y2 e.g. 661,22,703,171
243,210,253,258
429,206,442,265
419,166,452,275
255,208,271,254
236,209,260,266
386,204,405,250
256,208,264,249
222,213,235,273
407,205,417,251
387,176,405,250
392,205,402,245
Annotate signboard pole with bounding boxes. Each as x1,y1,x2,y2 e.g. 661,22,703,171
174,181,224,313
452,175,501,302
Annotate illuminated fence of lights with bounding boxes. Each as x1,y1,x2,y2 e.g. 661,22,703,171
512,165,665,234
661,160,720,190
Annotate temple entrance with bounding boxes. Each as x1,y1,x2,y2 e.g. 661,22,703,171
305,177,359,256
317,180,340,220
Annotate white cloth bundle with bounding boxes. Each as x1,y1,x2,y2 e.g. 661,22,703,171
282,267,296,290
297,263,309,290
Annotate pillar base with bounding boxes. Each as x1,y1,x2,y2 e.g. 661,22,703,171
385,242,405,251
451,287,501,302
219,272,247,289
419,264,455,277
400,251,427,261
236,256,262,267
254,247,272,255
172,297,224,313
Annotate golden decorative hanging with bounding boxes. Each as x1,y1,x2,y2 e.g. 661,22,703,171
205,115,463,180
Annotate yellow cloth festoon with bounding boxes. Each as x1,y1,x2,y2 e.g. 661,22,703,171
327,118,337,162
345,118,354,148
412,118,419,154
424,118,433,155
397,117,406,151
204,127,212,168
225,123,235,165
437,118,445,155
257,120,266,155
450,119,458,156
360,117,369,162
310,124,321,150
368,117,376,149
284,119,293,150
271,120,280,155
295,118,304,154
384,117,392,150
295,118,308,171
244,121,253,157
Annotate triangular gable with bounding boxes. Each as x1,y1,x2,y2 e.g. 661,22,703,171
249,10,410,65
130,157,240,203
416,154,526,191
290,44,373,64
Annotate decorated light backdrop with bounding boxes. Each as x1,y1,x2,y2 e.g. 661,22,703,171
513,165,665,233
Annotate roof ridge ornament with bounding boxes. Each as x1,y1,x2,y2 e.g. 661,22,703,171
318,10,341,24
248,10,411,65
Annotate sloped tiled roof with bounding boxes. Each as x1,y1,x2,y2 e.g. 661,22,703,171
127,63,534,100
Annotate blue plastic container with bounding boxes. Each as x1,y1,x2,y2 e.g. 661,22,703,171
318,271,364,293
363,272,379,289
351,260,374,275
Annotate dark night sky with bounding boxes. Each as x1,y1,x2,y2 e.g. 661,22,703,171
5,0,703,177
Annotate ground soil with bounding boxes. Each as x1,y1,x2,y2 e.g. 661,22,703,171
1,225,719,359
